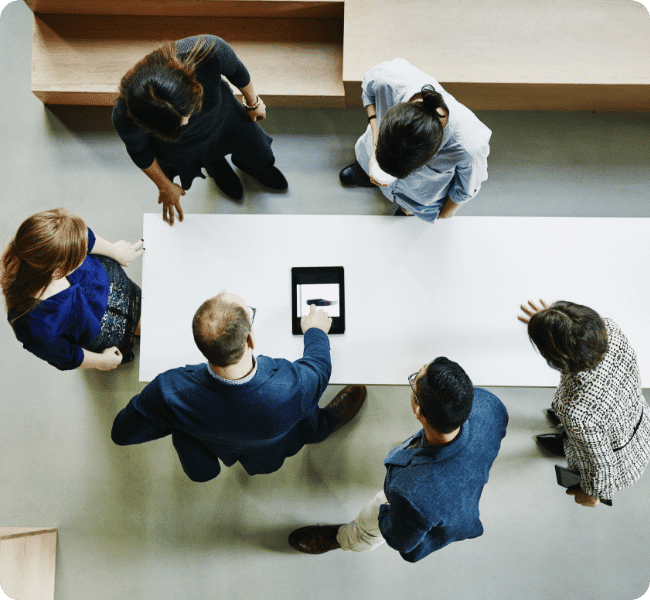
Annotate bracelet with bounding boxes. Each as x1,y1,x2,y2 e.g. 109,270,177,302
244,95,260,110
368,115,377,123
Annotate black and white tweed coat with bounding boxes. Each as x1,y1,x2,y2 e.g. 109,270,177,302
552,319,650,500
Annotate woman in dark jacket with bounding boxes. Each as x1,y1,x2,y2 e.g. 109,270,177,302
113,35,287,226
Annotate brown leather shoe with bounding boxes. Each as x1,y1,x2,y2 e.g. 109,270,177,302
327,385,367,433
289,525,343,554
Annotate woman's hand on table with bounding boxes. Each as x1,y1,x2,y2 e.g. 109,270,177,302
158,183,185,226
437,196,461,219
114,239,145,267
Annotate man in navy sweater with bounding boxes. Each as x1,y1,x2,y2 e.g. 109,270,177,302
111,292,366,482
289,357,507,562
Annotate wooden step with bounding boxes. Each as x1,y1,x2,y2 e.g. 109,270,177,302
343,0,650,110
31,13,345,106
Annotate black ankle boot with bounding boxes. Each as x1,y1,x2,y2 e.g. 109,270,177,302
231,156,288,191
536,433,566,456
210,157,244,200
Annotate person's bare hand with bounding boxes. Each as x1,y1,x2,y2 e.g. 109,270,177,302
368,154,389,187
566,488,600,507
99,346,122,371
246,97,267,122
301,303,332,334
437,196,461,219
518,299,550,323
158,183,185,226
113,239,145,267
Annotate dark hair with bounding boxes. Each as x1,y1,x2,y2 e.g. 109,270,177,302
2,208,88,323
415,357,474,434
375,84,449,179
527,301,608,374
118,38,213,142
192,294,251,367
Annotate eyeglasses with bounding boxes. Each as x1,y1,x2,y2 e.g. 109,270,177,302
248,306,256,326
408,371,421,405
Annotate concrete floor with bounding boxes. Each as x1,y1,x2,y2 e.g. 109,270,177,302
1,2,650,599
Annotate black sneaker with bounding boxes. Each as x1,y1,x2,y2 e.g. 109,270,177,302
546,409,562,427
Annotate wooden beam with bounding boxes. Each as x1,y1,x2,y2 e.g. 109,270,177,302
0,528,57,600
24,0,344,18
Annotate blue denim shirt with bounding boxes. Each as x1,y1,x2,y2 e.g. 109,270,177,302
379,387,508,562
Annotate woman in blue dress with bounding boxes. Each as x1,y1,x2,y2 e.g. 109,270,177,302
2,208,144,371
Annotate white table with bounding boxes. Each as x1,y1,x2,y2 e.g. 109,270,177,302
140,214,650,386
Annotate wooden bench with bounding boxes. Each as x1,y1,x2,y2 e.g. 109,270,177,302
25,0,650,110
343,0,650,111
28,0,346,107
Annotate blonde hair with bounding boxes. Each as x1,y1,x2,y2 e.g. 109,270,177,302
1,208,88,323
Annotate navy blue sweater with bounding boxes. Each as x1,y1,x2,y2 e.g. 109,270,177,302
111,328,337,481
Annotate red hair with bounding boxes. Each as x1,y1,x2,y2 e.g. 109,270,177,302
1,208,88,323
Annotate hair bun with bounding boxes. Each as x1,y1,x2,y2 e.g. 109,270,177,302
420,84,447,119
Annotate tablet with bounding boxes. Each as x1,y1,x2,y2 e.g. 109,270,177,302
554,465,612,506
292,267,345,335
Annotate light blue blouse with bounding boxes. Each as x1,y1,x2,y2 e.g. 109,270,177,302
355,59,492,222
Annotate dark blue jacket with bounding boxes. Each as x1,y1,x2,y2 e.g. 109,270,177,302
111,328,337,482
378,387,508,562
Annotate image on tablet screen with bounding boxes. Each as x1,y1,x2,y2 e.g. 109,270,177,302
297,283,340,317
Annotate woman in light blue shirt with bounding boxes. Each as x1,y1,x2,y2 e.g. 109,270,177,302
340,59,492,222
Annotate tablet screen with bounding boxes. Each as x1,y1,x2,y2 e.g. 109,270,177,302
292,267,345,334
296,283,341,318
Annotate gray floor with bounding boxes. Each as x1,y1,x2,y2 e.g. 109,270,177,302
1,2,650,599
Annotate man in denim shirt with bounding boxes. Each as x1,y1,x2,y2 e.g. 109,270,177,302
289,357,508,562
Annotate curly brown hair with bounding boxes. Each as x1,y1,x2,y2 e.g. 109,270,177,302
527,301,609,374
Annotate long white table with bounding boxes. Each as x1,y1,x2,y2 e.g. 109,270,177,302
140,214,650,386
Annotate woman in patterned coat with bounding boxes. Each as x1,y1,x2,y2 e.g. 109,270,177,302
519,300,650,507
